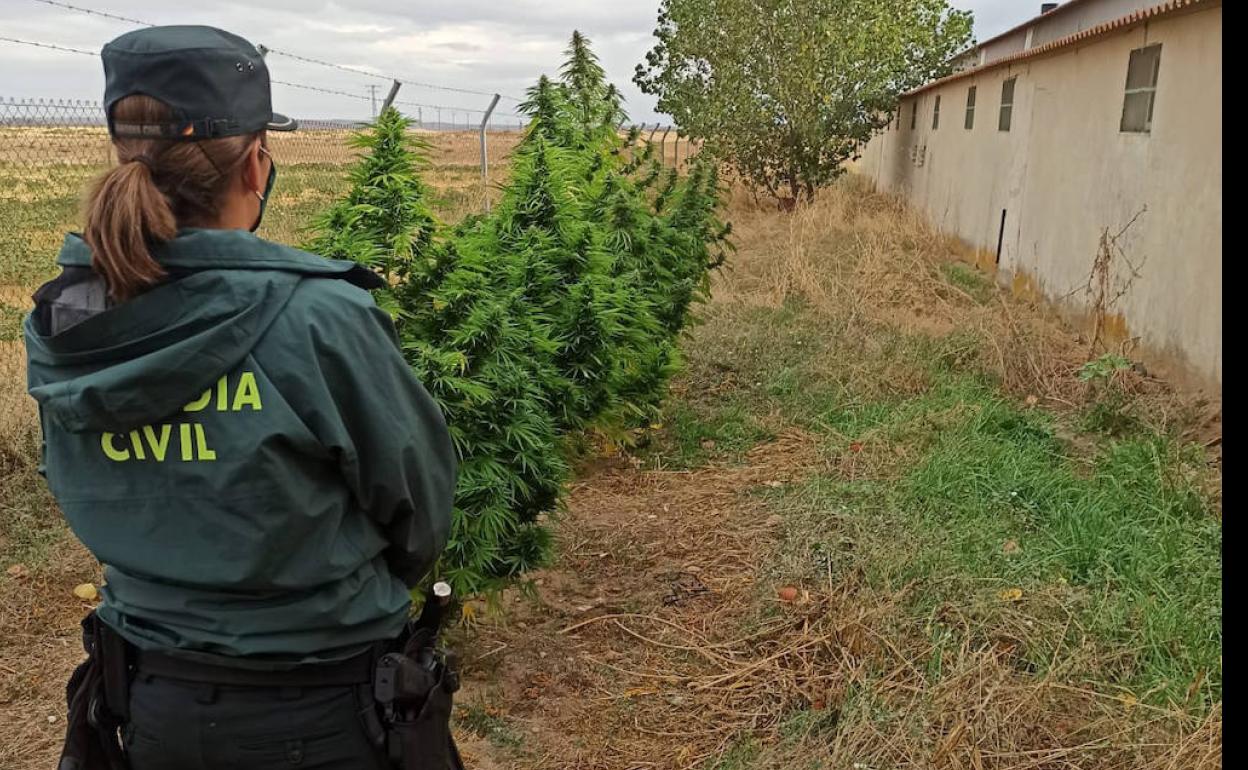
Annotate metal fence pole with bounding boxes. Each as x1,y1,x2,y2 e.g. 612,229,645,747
380,80,401,113
479,93,501,212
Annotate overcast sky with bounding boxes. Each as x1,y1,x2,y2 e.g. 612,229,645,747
1,0,1035,125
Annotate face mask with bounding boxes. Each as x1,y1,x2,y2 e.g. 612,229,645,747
250,147,277,233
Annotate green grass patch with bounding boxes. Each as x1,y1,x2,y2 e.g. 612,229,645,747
0,464,64,571
669,297,1221,713
0,303,24,343
645,400,772,468
710,736,761,770
454,702,525,751
939,261,994,303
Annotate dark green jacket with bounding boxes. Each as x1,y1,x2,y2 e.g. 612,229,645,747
24,229,456,666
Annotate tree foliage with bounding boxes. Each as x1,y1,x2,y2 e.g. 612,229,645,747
634,0,973,199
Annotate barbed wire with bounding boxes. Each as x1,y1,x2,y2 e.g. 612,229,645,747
270,79,371,102
263,48,520,103
0,36,95,56
1,36,525,121
392,98,522,119
269,81,524,120
24,0,522,103
29,0,150,26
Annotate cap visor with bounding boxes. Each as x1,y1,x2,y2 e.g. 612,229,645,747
266,112,298,132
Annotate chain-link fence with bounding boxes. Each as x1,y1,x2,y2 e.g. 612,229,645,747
1,96,699,300
0,96,532,292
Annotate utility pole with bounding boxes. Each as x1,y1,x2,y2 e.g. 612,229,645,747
367,85,380,118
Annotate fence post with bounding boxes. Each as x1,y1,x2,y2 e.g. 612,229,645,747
479,93,501,212
380,80,402,113
660,125,672,166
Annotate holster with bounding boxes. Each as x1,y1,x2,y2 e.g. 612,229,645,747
58,612,132,770
373,628,465,770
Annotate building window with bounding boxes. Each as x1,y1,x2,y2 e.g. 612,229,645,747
1121,43,1161,133
965,86,976,129
932,95,941,130
910,101,917,130
999,77,1016,131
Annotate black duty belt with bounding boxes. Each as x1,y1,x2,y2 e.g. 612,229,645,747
135,646,378,688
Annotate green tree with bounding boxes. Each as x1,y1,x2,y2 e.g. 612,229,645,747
634,0,973,199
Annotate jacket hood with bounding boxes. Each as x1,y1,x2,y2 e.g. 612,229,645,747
25,229,380,433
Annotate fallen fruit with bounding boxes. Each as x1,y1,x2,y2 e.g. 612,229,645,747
73,583,99,601
777,586,799,602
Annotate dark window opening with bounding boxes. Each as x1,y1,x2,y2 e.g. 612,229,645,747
999,77,1016,132
1121,44,1162,133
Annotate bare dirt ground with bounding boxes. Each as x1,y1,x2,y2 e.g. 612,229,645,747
453,430,824,769
0,430,818,769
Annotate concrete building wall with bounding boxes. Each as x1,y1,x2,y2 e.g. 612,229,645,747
859,5,1221,385
981,30,1028,63
1030,0,1157,47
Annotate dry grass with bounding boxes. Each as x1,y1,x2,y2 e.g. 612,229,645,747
715,179,1220,438
0,341,36,468
0,129,528,769
0,126,522,168
455,429,1219,770
444,179,1219,770
0,171,1220,769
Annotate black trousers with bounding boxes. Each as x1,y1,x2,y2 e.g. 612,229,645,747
123,673,391,770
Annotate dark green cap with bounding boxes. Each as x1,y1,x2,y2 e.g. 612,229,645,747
102,25,296,140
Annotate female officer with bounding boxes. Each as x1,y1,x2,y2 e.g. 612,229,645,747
24,25,456,769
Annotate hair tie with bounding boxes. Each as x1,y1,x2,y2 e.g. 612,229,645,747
129,154,156,170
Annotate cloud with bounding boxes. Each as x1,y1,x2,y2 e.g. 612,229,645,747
1,0,1031,124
